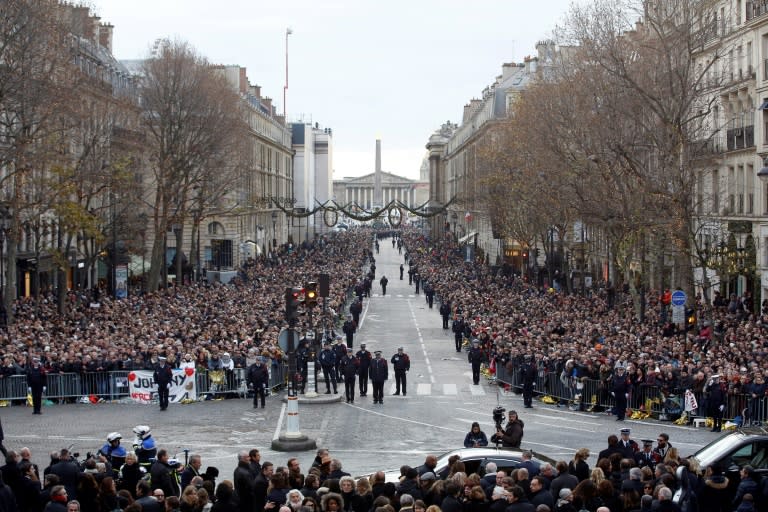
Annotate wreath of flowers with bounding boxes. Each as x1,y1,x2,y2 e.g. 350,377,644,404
323,207,339,227
388,205,402,227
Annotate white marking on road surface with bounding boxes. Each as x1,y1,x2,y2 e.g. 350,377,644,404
350,403,465,432
443,383,458,395
408,299,435,383
469,385,486,396
524,412,602,426
534,421,597,433
417,383,431,395
273,402,287,441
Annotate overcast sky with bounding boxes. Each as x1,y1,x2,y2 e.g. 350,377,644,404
93,0,574,180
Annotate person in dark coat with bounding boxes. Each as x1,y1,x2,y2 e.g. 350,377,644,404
25,357,47,415
440,482,463,512
246,358,269,408
318,342,338,395
505,485,535,512
529,477,554,510
233,452,254,512
253,462,274,512
611,365,631,421
0,418,7,458
152,357,173,411
391,347,410,396
340,349,359,404
355,345,372,397
706,374,726,432
379,276,388,296
491,410,524,448
43,485,67,512
149,450,180,499
210,482,238,512
439,301,451,329
369,351,388,404
696,464,729,512
520,355,536,408
468,341,485,386
342,317,356,349
135,481,163,512
48,450,79,499
452,316,465,353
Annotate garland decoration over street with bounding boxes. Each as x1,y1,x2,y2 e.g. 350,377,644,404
270,197,457,227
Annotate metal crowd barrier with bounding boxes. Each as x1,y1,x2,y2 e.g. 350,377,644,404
495,363,768,425
0,365,286,403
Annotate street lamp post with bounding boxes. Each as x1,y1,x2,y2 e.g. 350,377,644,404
451,211,458,238
272,210,278,249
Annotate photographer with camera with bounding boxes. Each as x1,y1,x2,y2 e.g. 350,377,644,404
150,449,181,498
490,409,524,448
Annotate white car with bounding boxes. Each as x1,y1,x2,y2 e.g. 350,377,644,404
356,447,554,483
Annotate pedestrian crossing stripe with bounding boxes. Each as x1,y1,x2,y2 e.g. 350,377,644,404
382,382,484,396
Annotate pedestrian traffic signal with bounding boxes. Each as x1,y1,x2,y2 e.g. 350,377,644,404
686,308,696,330
285,287,304,323
305,282,318,308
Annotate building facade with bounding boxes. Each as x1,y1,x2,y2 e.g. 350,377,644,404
291,123,334,242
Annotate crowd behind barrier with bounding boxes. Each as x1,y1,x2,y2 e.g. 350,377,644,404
0,366,290,403
494,363,768,425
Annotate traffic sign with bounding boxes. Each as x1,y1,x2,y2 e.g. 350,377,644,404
671,304,685,324
671,290,686,306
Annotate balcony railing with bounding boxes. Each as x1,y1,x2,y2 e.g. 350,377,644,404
747,0,768,21
726,125,755,151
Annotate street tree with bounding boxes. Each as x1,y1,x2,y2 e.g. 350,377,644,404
139,39,246,291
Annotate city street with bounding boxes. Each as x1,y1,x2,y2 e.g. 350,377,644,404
3,239,719,479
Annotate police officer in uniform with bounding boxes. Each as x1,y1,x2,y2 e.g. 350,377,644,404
439,301,451,329
391,347,410,396
340,348,359,403
319,341,338,394
468,340,484,385
26,356,47,415
332,338,347,382
153,356,173,411
369,351,388,404
356,343,372,397
342,316,356,349
296,339,310,394
521,354,536,408
246,357,269,408
452,316,465,353
611,364,631,421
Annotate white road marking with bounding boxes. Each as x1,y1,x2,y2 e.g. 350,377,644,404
443,384,458,395
417,383,431,395
468,385,486,396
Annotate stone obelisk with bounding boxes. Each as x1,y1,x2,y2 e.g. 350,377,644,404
374,139,382,208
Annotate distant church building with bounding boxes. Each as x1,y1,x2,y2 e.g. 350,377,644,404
332,139,429,212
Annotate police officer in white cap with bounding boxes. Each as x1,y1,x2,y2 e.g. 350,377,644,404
391,347,410,396
369,350,388,404
26,356,47,415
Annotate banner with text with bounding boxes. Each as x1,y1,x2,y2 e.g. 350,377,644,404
127,369,196,404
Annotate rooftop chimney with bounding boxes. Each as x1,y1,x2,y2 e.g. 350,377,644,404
99,23,113,52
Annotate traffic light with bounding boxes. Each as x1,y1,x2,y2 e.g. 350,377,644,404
285,287,304,323
686,308,696,330
305,282,318,308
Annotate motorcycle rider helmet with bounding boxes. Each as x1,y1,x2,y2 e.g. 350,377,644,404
107,432,122,443
132,425,151,439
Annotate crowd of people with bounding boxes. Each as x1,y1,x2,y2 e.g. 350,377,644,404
0,421,765,512
0,223,767,421
393,231,768,424
0,231,377,404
